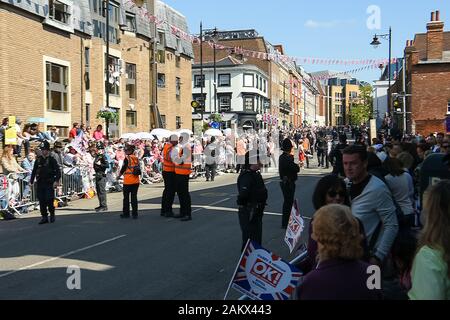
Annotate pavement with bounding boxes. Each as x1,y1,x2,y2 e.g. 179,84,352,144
0,157,331,300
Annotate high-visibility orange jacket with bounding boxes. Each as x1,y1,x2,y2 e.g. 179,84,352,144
163,143,175,173
123,155,140,185
175,145,192,176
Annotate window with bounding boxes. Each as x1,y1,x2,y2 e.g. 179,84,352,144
126,63,137,100
176,77,181,99
218,74,231,87
157,50,165,64
106,55,120,96
176,116,182,129
194,75,205,88
49,0,70,24
85,47,90,91
259,77,263,91
244,74,254,87
126,111,137,127
157,73,166,88
46,62,68,112
243,96,254,112
176,56,181,68
49,126,68,137
125,13,136,32
263,80,267,93
86,104,90,125
219,94,232,112
157,31,166,47
193,94,206,107
255,76,258,90
447,101,450,114
161,115,166,129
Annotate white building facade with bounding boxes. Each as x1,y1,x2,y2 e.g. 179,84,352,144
192,57,269,131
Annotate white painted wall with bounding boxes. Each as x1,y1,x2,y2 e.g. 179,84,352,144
192,64,269,114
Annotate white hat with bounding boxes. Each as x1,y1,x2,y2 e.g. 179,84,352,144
170,134,179,142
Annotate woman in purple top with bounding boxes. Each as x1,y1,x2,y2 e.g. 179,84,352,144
297,205,382,300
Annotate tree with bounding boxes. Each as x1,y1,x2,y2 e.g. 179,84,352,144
349,85,373,125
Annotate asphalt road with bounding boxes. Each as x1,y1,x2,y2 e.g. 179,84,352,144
0,166,328,300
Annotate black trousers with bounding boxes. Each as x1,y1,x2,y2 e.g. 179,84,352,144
280,180,296,228
162,171,176,214
317,149,325,167
175,174,191,217
123,184,139,217
37,183,55,218
238,205,264,252
205,164,216,181
95,175,107,208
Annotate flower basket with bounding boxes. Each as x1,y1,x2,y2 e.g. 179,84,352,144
97,109,119,122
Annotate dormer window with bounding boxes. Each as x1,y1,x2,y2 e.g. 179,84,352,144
49,0,70,24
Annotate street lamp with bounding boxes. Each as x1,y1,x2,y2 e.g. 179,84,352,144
212,27,218,115
371,27,392,116
103,0,110,139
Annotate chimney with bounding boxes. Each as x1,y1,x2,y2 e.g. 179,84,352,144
426,10,444,60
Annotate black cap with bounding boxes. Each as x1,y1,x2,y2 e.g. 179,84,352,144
96,141,105,150
54,141,63,148
39,141,51,151
281,138,293,152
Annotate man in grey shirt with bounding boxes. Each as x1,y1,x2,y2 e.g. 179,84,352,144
343,145,398,267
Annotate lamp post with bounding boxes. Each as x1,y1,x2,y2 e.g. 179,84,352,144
103,0,110,140
212,27,218,115
371,27,392,116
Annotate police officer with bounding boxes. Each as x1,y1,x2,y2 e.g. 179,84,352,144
161,134,178,218
173,133,192,222
30,141,61,225
237,151,268,252
93,141,109,212
279,138,300,229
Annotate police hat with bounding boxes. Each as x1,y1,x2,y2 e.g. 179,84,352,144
54,141,63,149
281,138,293,152
96,141,105,150
39,141,51,151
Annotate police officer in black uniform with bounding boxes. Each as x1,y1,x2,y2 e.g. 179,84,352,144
279,138,300,229
93,141,109,212
30,141,61,225
237,151,268,252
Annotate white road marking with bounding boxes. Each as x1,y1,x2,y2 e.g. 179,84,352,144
192,198,231,213
0,235,127,279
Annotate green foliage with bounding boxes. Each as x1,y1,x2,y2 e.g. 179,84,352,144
209,113,223,123
349,85,373,125
97,109,119,122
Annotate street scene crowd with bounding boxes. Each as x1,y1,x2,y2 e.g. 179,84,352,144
1,117,450,300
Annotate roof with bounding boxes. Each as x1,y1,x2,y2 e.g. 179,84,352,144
2,0,94,35
156,1,194,58
193,56,244,68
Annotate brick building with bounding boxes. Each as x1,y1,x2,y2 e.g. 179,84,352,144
193,29,303,128
392,10,450,135
0,0,192,137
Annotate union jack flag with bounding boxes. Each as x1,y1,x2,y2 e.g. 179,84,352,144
229,241,302,301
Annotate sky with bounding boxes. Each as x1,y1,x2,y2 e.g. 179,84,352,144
162,0,449,83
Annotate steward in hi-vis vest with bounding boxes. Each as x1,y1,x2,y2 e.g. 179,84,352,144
118,144,140,219
161,134,179,218
173,133,192,222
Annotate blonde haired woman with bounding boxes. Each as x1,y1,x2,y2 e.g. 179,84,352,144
297,204,382,300
409,180,450,300
1,145,27,175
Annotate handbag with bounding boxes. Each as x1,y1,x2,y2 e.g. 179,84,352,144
128,157,142,176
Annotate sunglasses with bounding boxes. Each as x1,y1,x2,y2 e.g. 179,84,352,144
327,190,346,198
